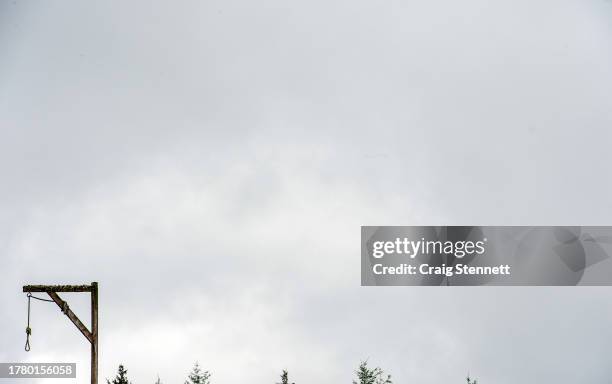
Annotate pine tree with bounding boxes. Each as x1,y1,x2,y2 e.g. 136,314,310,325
466,375,478,384
277,369,294,384
107,365,131,384
185,362,211,384
353,361,392,384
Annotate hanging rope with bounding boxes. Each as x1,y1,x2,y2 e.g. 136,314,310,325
25,294,31,352
24,292,54,352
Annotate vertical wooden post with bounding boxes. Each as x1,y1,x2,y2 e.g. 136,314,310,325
91,282,98,384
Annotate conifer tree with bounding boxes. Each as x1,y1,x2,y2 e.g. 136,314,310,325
352,361,392,384
185,362,211,384
107,365,131,384
277,369,294,384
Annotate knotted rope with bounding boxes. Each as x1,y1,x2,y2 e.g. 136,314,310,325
24,292,54,352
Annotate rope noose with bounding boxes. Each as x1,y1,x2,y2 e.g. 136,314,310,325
25,293,32,352
24,293,54,352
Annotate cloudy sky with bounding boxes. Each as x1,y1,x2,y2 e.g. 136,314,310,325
1,0,612,383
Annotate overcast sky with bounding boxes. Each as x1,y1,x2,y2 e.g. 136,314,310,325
1,1,612,383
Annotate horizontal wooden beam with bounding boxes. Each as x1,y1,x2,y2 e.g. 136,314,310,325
47,291,94,344
23,284,93,293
